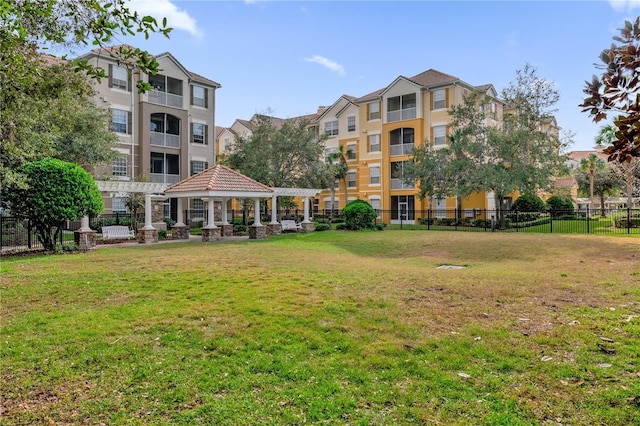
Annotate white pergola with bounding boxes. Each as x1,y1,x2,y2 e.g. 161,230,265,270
94,181,169,231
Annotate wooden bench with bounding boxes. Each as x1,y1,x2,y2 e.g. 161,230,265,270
101,225,135,240
281,220,301,232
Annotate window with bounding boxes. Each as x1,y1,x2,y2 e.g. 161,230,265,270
190,160,208,175
325,146,338,162
193,199,204,215
150,152,180,183
390,161,413,189
391,195,415,221
111,109,128,134
112,197,126,213
112,155,127,176
224,137,231,151
191,85,208,108
389,128,415,155
368,134,380,152
191,123,208,144
434,125,446,146
348,170,356,188
387,93,416,121
433,89,446,110
150,113,180,147
109,64,129,91
324,200,338,211
347,143,356,160
324,120,338,136
490,102,497,119
434,197,446,218
368,102,380,120
369,198,380,214
369,166,380,185
347,116,356,132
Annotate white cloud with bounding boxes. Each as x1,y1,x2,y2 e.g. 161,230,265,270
305,55,346,76
608,0,640,11
129,0,202,38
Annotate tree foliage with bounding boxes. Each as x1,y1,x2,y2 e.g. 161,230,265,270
512,193,545,212
408,65,569,227
224,114,327,189
4,158,104,251
581,18,640,162
1,60,119,190
575,161,624,215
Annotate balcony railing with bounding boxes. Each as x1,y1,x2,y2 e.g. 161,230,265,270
390,178,414,190
150,131,180,148
389,143,414,156
148,90,183,108
150,173,181,184
387,107,416,122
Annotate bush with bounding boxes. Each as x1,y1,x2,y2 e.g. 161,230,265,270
164,218,176,228
314,223,330,231
512,193,545,212
546,195,574,211
158,230,167,240
341,200,378,230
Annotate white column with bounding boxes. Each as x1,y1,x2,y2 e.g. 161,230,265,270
143,193,154,230
221,198,229,225
205,197,217,228
79,215,91,231
270,195,278,224
253,198,262,226
175,198,185,226
302,197,311,223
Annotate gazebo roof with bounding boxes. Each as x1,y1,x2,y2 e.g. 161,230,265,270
164,164,274,198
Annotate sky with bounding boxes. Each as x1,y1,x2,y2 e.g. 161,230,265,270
76,0,640,151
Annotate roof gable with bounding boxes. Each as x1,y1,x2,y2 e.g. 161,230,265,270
165,165,272,194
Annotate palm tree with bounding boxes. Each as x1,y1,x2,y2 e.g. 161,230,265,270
595,123,637,209
579,153,606,212
326,145,350,223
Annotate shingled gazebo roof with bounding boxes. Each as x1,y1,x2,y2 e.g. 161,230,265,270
165,165,273,198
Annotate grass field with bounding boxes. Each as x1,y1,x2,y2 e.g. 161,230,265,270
2,231,639,425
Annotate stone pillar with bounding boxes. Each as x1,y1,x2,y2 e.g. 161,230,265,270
172,225,189,240
267,223,282,235
249,224,267,240
140,193,158,244
221,224,234,237
202,227,222,242
74,215,97,250
301,222,314,233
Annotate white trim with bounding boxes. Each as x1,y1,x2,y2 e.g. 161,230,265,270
114,147,130,155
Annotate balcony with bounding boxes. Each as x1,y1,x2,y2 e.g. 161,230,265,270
148,90,183,108
150,131,180,148
390,178,414,190
387,107,416,122
150,173,181,184
389,143,414,156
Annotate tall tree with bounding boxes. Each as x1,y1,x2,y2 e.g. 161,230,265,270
580,18,640,162
575,161,623,216
328,145,351,208
408,65,569,228
594,123,640,208
224,114,327,189
1,0,171,190
578,153,606,208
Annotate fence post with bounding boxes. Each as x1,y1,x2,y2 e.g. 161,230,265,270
628,207,631,235
427,208,431,230
454,208,458,231
515,211,519,233
586,207,590,234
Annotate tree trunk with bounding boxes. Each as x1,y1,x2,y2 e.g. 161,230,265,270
329,187,335,228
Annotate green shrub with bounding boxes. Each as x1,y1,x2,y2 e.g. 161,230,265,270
512,193,545,212
314,223,330,231
546,195,574,211
341,200,378,230
158,230,167,240
164,218,176,228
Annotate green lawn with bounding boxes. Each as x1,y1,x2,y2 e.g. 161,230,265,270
2,231,639,425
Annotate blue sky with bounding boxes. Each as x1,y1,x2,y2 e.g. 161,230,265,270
92,1,640,151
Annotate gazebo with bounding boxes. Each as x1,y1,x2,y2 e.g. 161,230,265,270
164,165,321,241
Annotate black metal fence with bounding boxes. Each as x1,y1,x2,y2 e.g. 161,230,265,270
3,207,638,254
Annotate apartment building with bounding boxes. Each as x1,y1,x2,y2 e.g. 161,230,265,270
218,68,504,221
80,45,220,220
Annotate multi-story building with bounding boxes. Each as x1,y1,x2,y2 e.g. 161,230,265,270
79,45,220,220
218,68,505,221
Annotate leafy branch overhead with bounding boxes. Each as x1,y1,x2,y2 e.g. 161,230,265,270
580,18,640,162
1,0,172,92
